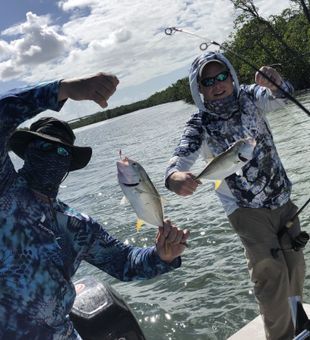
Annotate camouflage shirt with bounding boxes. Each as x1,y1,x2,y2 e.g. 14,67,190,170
0,81,180,339
166,51,293,215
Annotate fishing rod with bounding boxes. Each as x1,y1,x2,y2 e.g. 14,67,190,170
165,26,310,254
164,26,310,118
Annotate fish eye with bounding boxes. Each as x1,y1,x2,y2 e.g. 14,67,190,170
238,153,248,162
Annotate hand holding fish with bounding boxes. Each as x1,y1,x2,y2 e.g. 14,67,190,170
167,171,201,196
155,219,190,263
255,66,282,93
167,138,256,194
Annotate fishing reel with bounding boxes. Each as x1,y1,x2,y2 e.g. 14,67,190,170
271,199,310,259
271,231,309,259
292,232,310,251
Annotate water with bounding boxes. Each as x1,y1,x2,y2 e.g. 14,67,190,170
55,92,310,339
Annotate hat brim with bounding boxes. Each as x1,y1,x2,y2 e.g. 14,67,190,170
198,59,227,78
9,130,92,171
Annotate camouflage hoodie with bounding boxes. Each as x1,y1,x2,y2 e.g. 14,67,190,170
165,51,293,215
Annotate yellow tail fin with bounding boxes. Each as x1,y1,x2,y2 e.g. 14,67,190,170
214,180,222,190
135,219,145,231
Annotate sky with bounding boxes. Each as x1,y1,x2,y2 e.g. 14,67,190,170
0,0,292,121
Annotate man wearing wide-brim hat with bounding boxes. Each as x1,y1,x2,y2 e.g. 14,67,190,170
0,72,189,338
10,117,92,172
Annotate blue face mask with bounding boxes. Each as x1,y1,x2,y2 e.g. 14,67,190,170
19,140,72,198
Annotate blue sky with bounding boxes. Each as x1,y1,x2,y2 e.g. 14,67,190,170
0,0,291,121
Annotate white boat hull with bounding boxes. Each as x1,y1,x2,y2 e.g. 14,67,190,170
228,304,310,339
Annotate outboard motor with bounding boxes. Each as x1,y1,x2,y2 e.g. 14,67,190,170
70,276,146,340
289,296,310,339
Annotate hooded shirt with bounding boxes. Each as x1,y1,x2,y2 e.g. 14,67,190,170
165,51,293,215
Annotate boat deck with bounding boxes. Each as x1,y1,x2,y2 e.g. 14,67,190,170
228,304,310,339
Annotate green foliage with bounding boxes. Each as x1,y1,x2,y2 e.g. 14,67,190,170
69,4,310,129
225,8,310,89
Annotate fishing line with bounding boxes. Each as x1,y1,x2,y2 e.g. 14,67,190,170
164,26,310,118
287,197,310,230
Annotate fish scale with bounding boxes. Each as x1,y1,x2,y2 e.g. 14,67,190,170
117,157,164,228
195,137,257,181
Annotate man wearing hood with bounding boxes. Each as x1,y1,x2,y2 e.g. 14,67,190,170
0,72,189,338
165,51,305,339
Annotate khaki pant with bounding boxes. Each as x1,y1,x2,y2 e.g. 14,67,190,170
228,200,305,340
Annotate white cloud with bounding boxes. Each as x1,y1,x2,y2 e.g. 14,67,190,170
0,40,13,62
0,0,292,119
0,60,22,78
0,11,72,78
58,0,98,11
255,0,291,17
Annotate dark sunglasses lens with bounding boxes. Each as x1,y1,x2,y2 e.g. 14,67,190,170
201,71,229,87
39,142,53,151
216,71,229,81
57,147,70,156
33,140,70,156
201,78,215,87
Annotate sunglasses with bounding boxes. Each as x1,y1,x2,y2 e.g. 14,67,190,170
32,140,71,157
200,70,230,87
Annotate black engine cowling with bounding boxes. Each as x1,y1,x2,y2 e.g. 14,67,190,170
70,276,146,340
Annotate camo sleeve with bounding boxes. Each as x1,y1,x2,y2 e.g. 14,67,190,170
165,111,204,186
82,217,181,281
243,80,294,114
0,81,64,191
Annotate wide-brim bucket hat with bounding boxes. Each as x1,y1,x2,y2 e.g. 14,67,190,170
9,117,92,171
